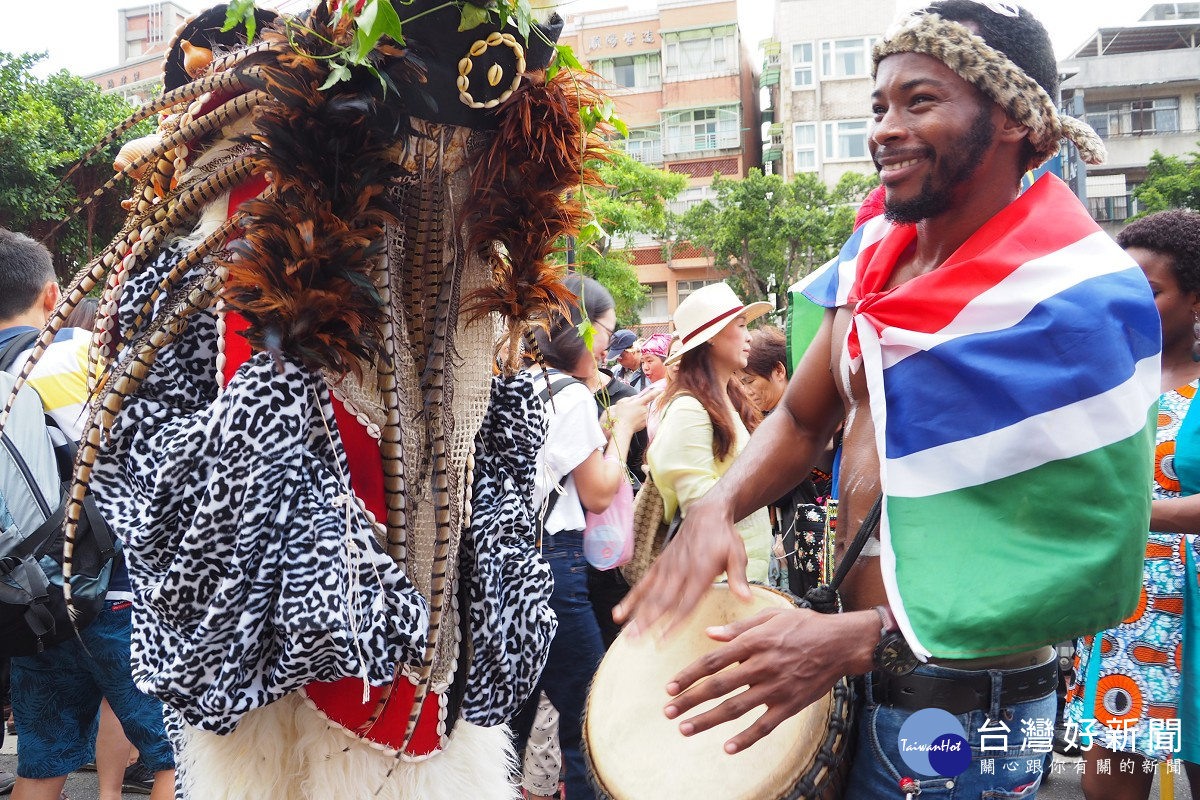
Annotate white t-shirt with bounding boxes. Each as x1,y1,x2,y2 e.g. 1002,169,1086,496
528,368,606,535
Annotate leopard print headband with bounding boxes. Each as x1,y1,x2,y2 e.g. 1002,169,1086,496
872,12,1106,167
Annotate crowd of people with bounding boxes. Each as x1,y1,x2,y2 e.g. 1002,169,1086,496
0,1,1197,800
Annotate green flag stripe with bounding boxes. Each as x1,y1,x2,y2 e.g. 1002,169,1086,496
884,414,1154,659
785,292,826,377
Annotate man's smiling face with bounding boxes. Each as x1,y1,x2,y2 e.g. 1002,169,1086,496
869,52,1000,225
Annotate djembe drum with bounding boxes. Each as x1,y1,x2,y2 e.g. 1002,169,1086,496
583,585,855,800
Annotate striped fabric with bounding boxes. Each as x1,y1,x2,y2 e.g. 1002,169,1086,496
806,175,1160,659
6,328,91,441
785,214,893,372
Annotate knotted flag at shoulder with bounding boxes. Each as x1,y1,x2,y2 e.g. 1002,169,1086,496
811,174,1160,660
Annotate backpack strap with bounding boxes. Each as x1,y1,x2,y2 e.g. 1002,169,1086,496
0,330,40,374
534,370,585,546
536,370,583,404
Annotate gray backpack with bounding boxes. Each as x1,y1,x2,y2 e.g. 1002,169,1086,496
0,331,117,655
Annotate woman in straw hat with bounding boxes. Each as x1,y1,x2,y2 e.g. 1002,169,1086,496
645,283,773,583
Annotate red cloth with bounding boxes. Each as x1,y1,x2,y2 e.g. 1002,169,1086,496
221,178,443,756
854,185,887,231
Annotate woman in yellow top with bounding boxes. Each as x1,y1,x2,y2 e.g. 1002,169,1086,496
647,283,774,584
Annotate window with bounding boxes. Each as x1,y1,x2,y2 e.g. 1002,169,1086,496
820,37,874,79
677,279,720,305
791,42,814,89
621,129,662,164
663,106,740,154
641,282,669,322
1087,195,1135,223
823,119,869,161
594,53,662,91
793,123,817,172
1085,98,1180,137
664,26,737,79
669,186,716,216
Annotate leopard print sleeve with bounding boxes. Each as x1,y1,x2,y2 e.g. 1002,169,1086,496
90,247,431,735
457,371,556,726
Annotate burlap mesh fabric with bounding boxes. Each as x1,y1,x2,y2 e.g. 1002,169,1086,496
366,119,496,688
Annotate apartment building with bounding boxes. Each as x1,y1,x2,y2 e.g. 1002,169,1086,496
86,2,193,105
87,1,309,104
1059,3,1200,231
761,0,896,187
559,0,761,329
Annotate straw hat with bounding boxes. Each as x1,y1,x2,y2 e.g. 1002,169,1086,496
666,283,772,365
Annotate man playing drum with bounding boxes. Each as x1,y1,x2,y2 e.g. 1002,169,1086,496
616,2,1160,797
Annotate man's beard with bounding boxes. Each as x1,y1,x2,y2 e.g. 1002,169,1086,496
884,108,996,225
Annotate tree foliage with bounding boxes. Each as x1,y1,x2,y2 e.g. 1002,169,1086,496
570,152,686,323
675,168,878,303
1132,146,1200,216
0,52,150,279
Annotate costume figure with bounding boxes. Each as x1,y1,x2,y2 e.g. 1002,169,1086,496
1,2,610,798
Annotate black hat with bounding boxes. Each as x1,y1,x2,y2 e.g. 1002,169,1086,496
163,4,280,92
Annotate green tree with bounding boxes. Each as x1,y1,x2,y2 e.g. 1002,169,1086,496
0,52,150,279
675,168,878,303
1132,147,1200,216
571,152,686,323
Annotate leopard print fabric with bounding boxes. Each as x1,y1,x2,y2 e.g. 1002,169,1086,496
91,250,430,734
90,244,555,735
458,372,556,726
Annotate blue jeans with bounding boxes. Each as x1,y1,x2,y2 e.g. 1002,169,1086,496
513,530,605,800
845,664,1055,800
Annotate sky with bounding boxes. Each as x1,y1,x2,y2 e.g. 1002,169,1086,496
0,0,1146,78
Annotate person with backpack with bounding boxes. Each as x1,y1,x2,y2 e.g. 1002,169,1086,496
513,275,657,800
0,229,175,800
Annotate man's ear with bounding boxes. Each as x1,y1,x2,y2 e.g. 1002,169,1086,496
40,281,61,320
995,107,1030,146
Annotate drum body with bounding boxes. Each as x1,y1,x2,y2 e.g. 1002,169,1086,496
584,585,854,800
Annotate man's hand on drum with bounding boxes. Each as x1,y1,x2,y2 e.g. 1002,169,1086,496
664,607,878,754
613,492,748,638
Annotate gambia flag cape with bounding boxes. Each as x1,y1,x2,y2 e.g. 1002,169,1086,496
808,174,1160,660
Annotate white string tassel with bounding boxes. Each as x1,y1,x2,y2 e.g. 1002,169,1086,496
314,382,382,705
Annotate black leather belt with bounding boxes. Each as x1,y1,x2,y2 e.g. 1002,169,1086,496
872,657,1058,716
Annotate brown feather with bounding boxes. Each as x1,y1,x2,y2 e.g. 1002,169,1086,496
463,71,612,362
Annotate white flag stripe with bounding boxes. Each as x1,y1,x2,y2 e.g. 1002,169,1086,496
837,216,889,307
789,257,836,295
855,317,933,659
879,232,1139,368
885,355,1160,498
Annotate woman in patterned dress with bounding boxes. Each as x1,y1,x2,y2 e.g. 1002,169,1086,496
1069,210,1200,799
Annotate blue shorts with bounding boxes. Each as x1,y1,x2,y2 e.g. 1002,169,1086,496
10,600,175,779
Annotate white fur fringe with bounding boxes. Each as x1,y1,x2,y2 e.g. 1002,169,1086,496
174,693,518,800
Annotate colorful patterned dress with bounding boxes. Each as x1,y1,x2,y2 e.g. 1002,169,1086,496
1067,382,1200,761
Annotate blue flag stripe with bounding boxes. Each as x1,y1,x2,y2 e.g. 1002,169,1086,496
881,269,1161,459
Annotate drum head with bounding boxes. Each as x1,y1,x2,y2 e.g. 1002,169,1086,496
584,585,835,800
